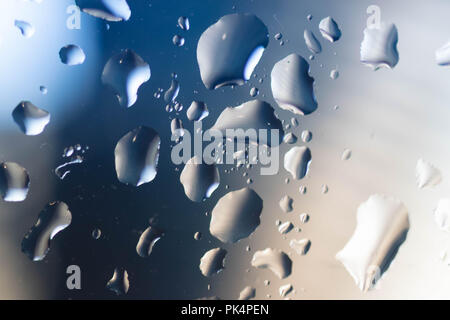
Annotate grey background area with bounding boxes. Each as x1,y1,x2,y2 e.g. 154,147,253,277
1,0,450,299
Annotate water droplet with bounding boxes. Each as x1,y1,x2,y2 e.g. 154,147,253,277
299,213,309,223
279,195,293,213
194,231,202,240
170,118,185,137
114,126,160,187
172,34,185,46
283,132,297,144
321,184,329,194
278,221,293,234
39,85,48,95
75,0,131,21
14,20,35,38
341,148,352,160
92,228,101,239
136,226,163,257
301,130,312,143
21,201,72,261
12,101,50,136
271,54,317,116
238,286,256,300
318,17,341,42
290,238,311,255
330,69,339,79
249,87,259,97
360,23,399,70
0,162,30,202
416,158,441,189
307,14,312,21
284,146,312,180
59,44,85,66
336,194,409,291
279,284,293,297
178,16,190,30
434,199,450,232
251,248,292,279
210,187,263,243
299,185,307,194
304,30,322,54
199,247,227,277
197,14,268,89
180,155,220,202
102,49,151,108
436,41,450,66
164,79,180,103
54,155,84,180
106,268,129,295
187,101,209,121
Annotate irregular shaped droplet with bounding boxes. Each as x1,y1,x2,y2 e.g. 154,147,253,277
434,199,450,233
279,195,293,213
210,99,283,147
238,286,255,300
75,0,131,21
180,155,220,202
271,54,317,116
360,23,399,70
187,101,209,121
436,41,450,66
336,194,409,291
209,187,263,243
164,79,180,103
21,201,72,261
114,126,160,187
303,30,321,54
12,101,50,136
199,247,227,277
0,162,30,202
59,44,85,66
279,284,293,297
178,16,190,30
197,13,269,89
106,268,129,295
416,158,441,189
290,238,311,255
136,226,164,257
14,20,35,38
283,132,297,144
102,49,151,108
251,248,292,279
278,221,293,234
318,17,341,42
284,146,311,180
170,118,184,137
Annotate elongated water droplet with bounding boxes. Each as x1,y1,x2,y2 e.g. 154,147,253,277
59,44,85,66
299,213,309,223
341,148,352,160
278,221,293,234
239,286,256,300
284,146,311,180
416,158,441,189
199,247,227,277
14,20,35,38
304,30,321,54
210,187,263,243
21,201,72,261
251,248,292,279
164,79,180,103
76,0,131,21
102,49,151,108
0,162,30,202
271,54,317,116
170,118,184,137
114,126,160,187
106,268,129,295
136,226,164,257
187,101,209,121
12,101,50,136
197,14,268,89
178,16,190,30
360,23,399,70
318,17,341,42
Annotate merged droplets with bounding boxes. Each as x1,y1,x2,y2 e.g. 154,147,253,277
0,162,30,202
290,238,311,255
102,49,151,108
251,248,292,279
14,20,35,38
271,54,317,116
336,194,409,291
187,101,209,121
59,45,86,66
136,226,164,257
12,101,50,136
114,126,160,187
238,286,256,300
284,146,312,180
303,30,321,54
199,247,227,277
416,158,441,189
21,201,72,261
209,187,263,243
106,268,129,295
360,23,399,70
197,13,268,89
318,17,341,42
180,156,220,202
75,0,131,22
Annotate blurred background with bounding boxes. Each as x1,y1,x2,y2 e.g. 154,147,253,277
1,0,450,299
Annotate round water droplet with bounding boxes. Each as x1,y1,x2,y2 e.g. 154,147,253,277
59,44,86,66
172,34,185,46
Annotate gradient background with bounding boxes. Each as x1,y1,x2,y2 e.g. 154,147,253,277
1,0,450,299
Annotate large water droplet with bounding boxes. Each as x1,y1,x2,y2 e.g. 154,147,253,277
187,101,209,121
76,0,131,21
303,30,321,54
271,54,317,116
12,101,50,136
197,14,268,89
59,45,86,66
106,267,129,295
360,23,399,70
136,225,164,257
0,162,30,202
416,158,441,189
14,20,35,38
284,146,311,180
180,155,220,202
102,49,151,108
21,201,72,261
251,248,292,279
209,187,263,243
114,126,160,187
336,194,409,291
199,247,227,277
318,17,341,42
